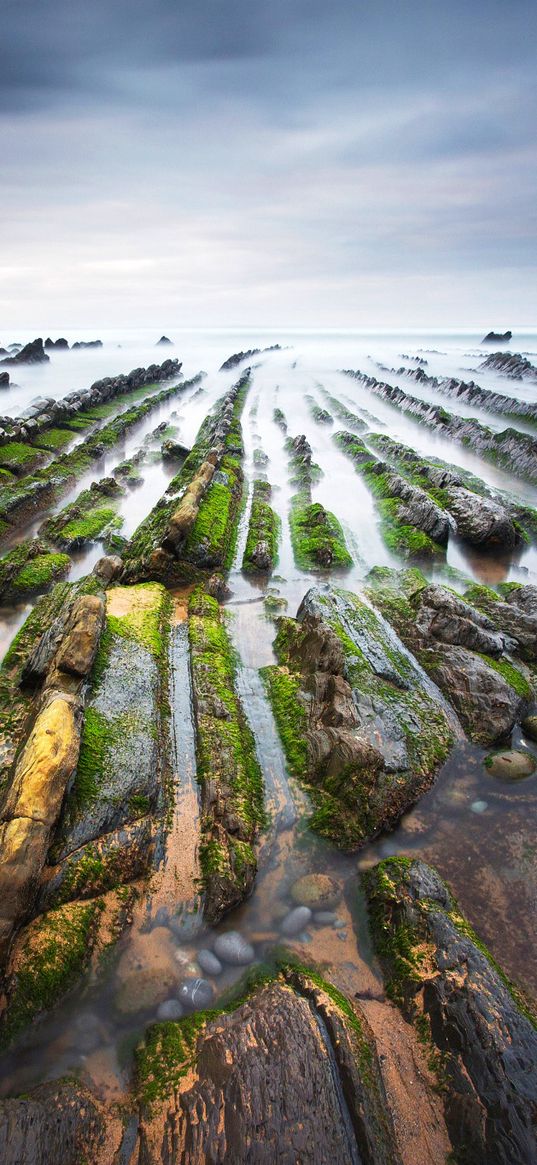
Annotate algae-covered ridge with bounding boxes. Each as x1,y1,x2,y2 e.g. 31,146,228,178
135,956,374,1108
63,581,172,830
363,854,537,1028
242,479,280,573
367,430,537,543
343,368,537,485
333,430,447,561
262,587,453,849
123,371,249,573
0,372,203,539
364,566,535,718
188,587,265,919
0,479,125,602
285,433,353,571
0,899,103,1050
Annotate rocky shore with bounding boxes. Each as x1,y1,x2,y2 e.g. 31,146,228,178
0,345,535,1163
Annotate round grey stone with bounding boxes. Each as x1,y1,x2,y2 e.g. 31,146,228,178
213,931,255,966
178,978,215,1010
157,999,185,1021
313,911,338,926
197,949,223,977
280,906,312,936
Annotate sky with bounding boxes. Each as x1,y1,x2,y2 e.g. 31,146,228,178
1,0,536,330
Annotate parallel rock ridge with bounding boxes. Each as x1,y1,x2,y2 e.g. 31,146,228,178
364,858,537,1165
263,585,454,848
0,355,181,445
0,347,536,1164
383,360,537,422
342,368,537,483
365,568,535,745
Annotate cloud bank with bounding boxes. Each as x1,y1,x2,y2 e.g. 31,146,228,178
1,0,536,328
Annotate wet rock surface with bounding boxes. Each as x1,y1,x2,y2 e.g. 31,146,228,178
366,570,532,744
263,585,454,848
364,858,537,1165
0,1080,107,1165
344,369,537,483
213,930,255,965
137,972,400,1165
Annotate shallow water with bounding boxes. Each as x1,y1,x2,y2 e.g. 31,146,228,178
0,329,536,1101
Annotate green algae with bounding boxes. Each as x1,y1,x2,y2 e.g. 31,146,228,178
260,665,308,777
11,552,71,594
242,479,280,572
289,499,352,571
55,507,121,546
189,589,265,835
185,453,244,569
0,441,45,474
0,900,102,1049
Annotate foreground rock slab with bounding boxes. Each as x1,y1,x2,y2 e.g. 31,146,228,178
137,968,401,1165
364,857,537,1165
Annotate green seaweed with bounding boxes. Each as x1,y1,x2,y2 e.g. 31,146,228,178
289,499,352,571
0,900,101,1048
12,552,71,593
242,480,280,572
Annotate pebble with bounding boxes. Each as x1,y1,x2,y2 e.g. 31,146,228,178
290,873,341,911
485,749,536,781
157,999,185,1021
470,800,488,814
213,931,255,966
337,932,347,942
197,949,223,977
313,911,338,926
333,919,346,930
178,978,215,1010
280,906,312,936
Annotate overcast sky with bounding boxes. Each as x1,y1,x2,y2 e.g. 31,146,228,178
1,0,536,330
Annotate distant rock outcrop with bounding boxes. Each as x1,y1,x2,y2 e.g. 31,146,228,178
156,335,172,345
0,372,9,388
0,338,49,366
480,350,537,381
482,330,512,343
0,357,182,445
71,340,103,349
44,337,69,350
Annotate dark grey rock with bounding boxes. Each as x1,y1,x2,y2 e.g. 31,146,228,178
197,949,223,976
213,931,255,965
157,998,185,1021
281,906,313,936
178,977,215,1010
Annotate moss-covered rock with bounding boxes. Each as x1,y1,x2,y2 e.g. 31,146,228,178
0,374,200,540
188,587,264,922
242,479,280,573
334,431,448,561
289,499,353,571
363,857,537,1164
136,962,400,1164
263,586,453,848
55,583,170,859
366,568,531,743
0,898,102,1048
12,551,71,593
123,373,249,582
